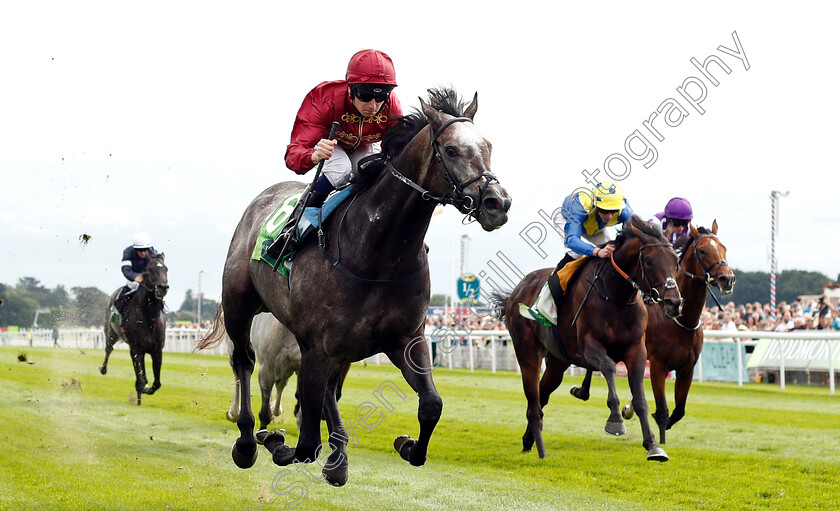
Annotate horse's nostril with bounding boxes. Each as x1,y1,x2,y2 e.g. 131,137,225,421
484,198,501,211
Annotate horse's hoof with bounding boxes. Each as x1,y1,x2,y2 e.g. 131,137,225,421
256,428,285,446
570,386,589,401
231,439,258,469
99,366,107,375
647,446,669,462
622,404,635,420
604,420,626,436
270,444,297,466
394,435,417,463
322,456,349,487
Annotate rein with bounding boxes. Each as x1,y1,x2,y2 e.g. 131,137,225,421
317,182,429,287
607,242,678,305
385,116,498,222
312,114,494,287
679,234,728,285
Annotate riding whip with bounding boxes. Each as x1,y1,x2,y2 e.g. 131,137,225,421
273,121,340,270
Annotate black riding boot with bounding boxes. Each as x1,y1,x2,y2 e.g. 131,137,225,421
265,190,328,261
114,285,135,312
548,254,575,308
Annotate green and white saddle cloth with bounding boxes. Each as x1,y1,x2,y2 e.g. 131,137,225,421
251,189,305,277
518,282,557,326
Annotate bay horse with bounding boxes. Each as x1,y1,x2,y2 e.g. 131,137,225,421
494,216,682,461
197,88,511,486
100,253,169,405
620,221,735,444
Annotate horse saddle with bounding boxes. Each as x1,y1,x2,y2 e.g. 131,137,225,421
252,186,355,276
518,256,590,326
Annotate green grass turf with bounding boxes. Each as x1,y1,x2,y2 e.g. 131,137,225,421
0,346,838,510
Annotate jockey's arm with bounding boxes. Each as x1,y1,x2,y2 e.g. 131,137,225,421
284,87,332,174
563,217,598,257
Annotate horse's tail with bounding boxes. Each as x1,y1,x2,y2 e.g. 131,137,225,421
489,291,511,319
196,304,226,351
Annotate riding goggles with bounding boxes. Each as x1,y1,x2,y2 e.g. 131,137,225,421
351,84,391,103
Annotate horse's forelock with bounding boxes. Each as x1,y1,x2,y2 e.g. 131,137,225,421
382,86,467,158
426,87,468,117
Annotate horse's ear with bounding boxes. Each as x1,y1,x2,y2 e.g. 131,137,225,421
629,224,648,242
690,223,700,238
420,97,444,129
464,92,478,120
711,219,718,234
158,252,165,261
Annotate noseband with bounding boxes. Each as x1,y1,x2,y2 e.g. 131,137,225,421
680,234,729,285
386,116,498,221
609,242,678,305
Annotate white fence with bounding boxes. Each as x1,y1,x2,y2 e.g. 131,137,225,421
0,328,225,356
3,327,838,394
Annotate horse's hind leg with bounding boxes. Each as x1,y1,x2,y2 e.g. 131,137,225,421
257,364,276,430
130,349,148,405
667,365,696,433
99,329,118,375
649,358,670,444
570,369,593,401
386,333,443,467
271,375,292,419
229,319,259,469
539,355,569,408
512,333,546,457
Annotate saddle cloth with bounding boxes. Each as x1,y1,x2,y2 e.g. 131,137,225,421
519,256,590,326
252,186,355,276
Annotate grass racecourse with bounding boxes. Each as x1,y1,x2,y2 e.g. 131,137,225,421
1,346,838,511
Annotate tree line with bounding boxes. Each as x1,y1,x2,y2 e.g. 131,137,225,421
0,277,219,328
1,269,836,328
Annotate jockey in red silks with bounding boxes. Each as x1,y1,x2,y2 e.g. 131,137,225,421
268,49,403,260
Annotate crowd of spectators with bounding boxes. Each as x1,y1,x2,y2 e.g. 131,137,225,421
425,293,840,335
700,293,840,332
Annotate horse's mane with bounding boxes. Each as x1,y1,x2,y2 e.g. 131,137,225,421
352,87,470,190
613,215,663,249
696,226,711,234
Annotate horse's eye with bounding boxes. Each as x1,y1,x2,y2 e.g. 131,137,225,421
698,249,707,256
644,257,653,266
445,146,458,158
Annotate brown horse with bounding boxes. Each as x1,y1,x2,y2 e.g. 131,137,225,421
495,216,682,461
100,253,169,405
197,88,511,486
621,221,735,443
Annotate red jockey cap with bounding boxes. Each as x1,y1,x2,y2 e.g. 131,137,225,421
346,49,397,86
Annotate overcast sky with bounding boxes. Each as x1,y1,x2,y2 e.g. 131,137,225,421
1,1,837,313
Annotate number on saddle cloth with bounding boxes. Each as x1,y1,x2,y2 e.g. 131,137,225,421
252,186,356,274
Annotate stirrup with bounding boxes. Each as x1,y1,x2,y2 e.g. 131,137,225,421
266,228,297,261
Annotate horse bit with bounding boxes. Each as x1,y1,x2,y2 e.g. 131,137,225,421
680,234,728,285
608,241,678,305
